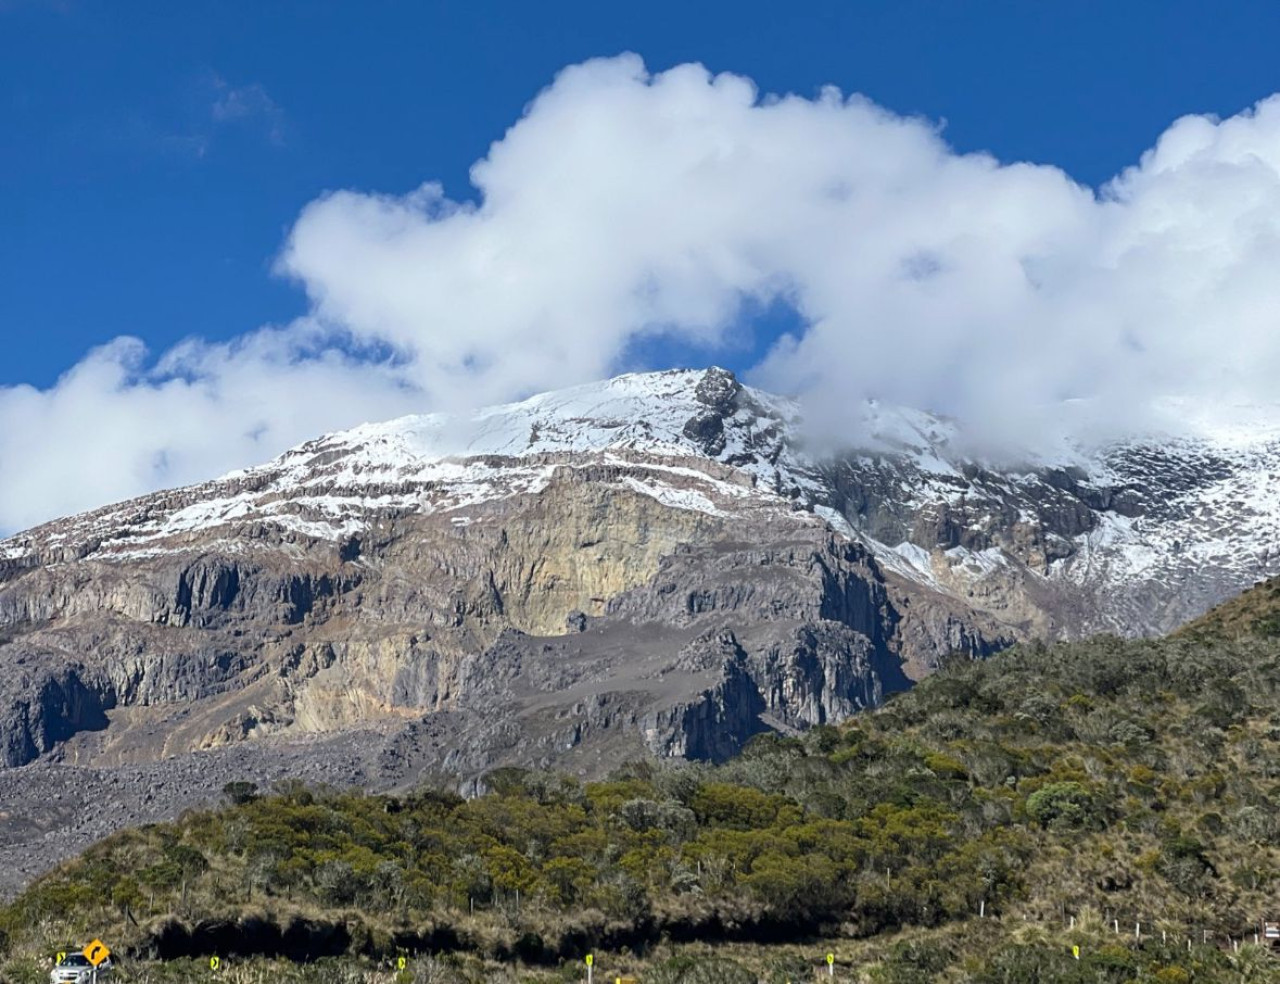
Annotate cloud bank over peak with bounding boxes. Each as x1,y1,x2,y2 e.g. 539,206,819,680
281,54,1280,441
5,53,1280,533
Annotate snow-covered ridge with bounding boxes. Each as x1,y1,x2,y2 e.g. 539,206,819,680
2,366,1278,638
247,368,814,489
0,370,815,561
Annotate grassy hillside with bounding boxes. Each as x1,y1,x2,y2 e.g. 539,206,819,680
1178,575,1280,641
6,588,1280,981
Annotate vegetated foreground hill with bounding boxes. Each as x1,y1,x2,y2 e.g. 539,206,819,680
1,368,1278,904
4,583,1280,982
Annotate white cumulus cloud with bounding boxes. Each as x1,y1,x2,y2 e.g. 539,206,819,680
0,327,421,534
4,53,1280,534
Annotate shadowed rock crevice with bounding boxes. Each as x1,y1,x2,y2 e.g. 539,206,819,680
1,666,114,768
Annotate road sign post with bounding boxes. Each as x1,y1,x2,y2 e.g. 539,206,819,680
84,940,110,984
586,953,593,984
827,952,834,977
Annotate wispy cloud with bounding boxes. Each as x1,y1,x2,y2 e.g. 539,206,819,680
122,75,287,161
211,77,286,146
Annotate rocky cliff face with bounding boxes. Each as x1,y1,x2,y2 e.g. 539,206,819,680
0,475,976,776
0,367,1276,893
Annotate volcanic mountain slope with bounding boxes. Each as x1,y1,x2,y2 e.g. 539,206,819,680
1,369,1277,757
2,367,1278,781
0,367,1277,895
0,369,980,776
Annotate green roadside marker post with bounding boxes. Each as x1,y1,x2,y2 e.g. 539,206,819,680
827,952,835,976
586,953,594,984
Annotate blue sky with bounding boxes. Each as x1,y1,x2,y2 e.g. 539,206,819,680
5,0,1280,533
6,0,1280,388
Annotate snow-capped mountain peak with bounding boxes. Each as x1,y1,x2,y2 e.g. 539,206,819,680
261,366,806,484
3,366,1278,640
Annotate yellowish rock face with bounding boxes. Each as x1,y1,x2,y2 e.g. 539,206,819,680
278,476,733,735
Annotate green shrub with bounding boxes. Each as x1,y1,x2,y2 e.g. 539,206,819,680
1025,782,1096,830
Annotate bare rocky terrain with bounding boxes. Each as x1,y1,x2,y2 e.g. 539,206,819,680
1,367,1277,896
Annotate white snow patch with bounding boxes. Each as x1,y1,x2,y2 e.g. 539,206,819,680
943,545,1008,576
619,476,723,516
861,538,939,586
813,505,858,540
